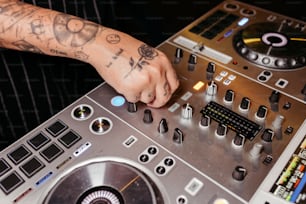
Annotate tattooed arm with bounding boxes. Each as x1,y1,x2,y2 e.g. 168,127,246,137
0,0,179,107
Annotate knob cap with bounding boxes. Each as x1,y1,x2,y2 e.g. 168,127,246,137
173,128,184,144
272,114,285,129
249,143,263,158
232,166,247,181
224,89,234,104
232,134,245,148
174,48,183,64
239,97,250,111
255,105,268,120
143,109,153,123
206,62,216,80
127,102,137,113
261,128,274,142
215,123,227,137
200,115,210,127
181,103,193,119
206,81,217,96
158,118,168,134
269,90,280,112
188,54,197,71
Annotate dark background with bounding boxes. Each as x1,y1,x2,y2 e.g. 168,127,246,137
0,0,305,150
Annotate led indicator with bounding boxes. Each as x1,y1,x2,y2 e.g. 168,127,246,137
193,81,205,91
238,17,249,26
111,96,125,107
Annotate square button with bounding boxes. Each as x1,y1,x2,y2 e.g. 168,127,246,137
58,131,81,148
46,120,68,137
27,132,50,150
0,158,11,177
0,171,24,195
20,157,45,178
7,145,32,165
40,143,63,163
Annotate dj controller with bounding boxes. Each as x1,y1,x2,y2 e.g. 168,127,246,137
1,0,306,203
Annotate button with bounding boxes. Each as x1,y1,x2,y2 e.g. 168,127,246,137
46,120,68,137
58,130,81,148
0,171,24,194
111,96,125,107
40,143,64,163
184,177,203,196
213,198,229,204
20,156,45,178
71,104,93,120
155,166,166,175
0,158,11,177
139,154,150,163
176,195,188,204
8,145,32,165
27,132,50,150
90,117,112,135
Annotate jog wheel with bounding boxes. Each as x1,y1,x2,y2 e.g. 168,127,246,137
43,162,164,204
233,22,306,70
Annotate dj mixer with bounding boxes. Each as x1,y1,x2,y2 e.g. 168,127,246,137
0,0,306,203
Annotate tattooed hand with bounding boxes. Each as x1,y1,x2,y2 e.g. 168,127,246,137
0,1,179,108
89,29,179,108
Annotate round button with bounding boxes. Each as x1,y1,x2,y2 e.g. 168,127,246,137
90,117,112,135
72,104,93,120
213,198,229,204
111,96,125,107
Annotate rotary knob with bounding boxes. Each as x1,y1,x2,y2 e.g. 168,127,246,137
224,89,234,104
181,103,193,119
174,47,183,64
173,128,184,144
143,109,153,124
255,105,268,120
127,102,137,113
200,115,211,128
188,54,197,71
269,90,280,112
261,128,274,142
206,81,217,96
215,123,227,137
206,62,216,80
249,143,263,158
232,166,247,181
239,97,250,111
158,118,168,134
232,134,245,149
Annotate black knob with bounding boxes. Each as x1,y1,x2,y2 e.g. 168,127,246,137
158,118,168,134
174,48,183,64
200,115,210,127
224,89,234,103
188,54,197,71
256,105,268,119
215,123,227,137
232,134,245,148
232,166,247,181
239,97,250,111
206,62,216,80
127,102,137,113
261,128,274,142
269,90,280,112
143,109,153,123
173,128,184,144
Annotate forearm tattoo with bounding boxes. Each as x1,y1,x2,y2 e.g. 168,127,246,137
124,44,158,78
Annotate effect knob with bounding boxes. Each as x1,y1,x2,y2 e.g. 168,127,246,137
206,62,216,80
143,109,153,124
188,54,197,71
255,105,268,120
127,102,137,113
232,134,245,149
269,90,280,112
261,128,274,142
174,48,183,64
232,166,247,181
200,115,211,128
181,103,193,119
206,81,217,96
215,123,227,137
239,97,250,111
224,89,234,104
158,118,168,134
173,128,184,144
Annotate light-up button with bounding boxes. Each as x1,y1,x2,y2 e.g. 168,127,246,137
228,74,236,80
213,198,229,204
184,178,203,196
111,96,125,107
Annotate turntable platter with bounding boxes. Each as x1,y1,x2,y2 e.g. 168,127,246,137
233,22,306,69
42,162,163,204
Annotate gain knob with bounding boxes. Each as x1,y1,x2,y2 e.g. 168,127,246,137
269,90,280,112
206,62,216,80
174,47,183,64
239,97,250,112
199,115,211,128
261,128,274,142
143,109,153,124
158,118,168,134
232,134,245,149
188,54,197,71
215,123,227,137
206,81,217,96
224,89,234,104
232,166,247,181
127,102,137,113
249,143,263,158
181,103,193,119
173,128,184,144
255,105,268,120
